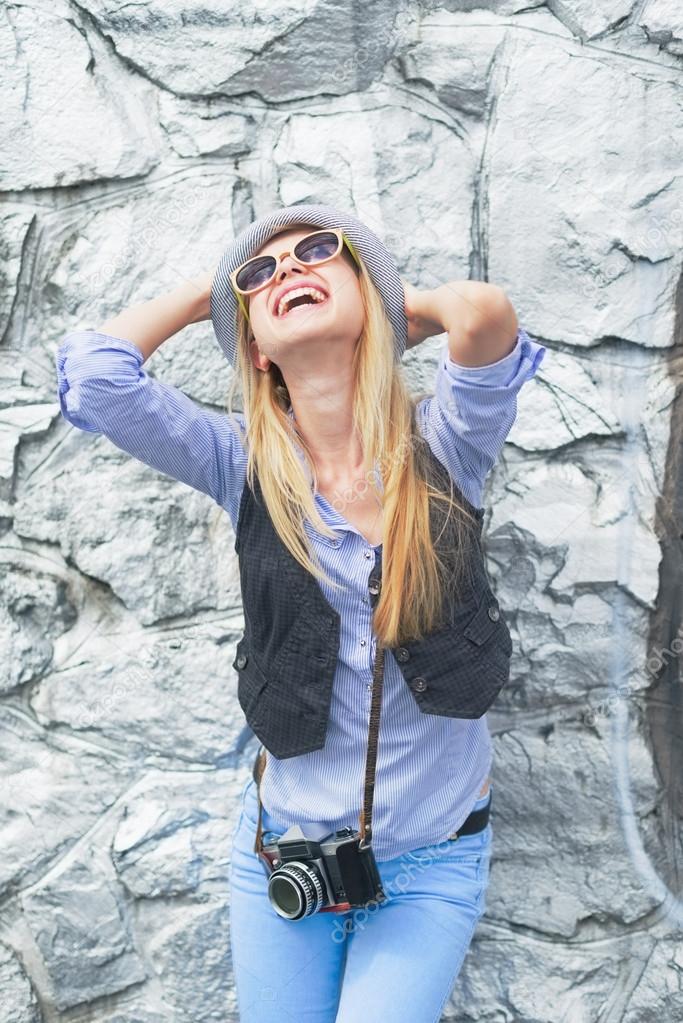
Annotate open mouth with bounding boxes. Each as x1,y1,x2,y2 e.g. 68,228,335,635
275,286,330,318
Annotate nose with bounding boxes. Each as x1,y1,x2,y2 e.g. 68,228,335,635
274,252,306,281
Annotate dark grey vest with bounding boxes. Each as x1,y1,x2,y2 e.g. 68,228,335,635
232,442,513,759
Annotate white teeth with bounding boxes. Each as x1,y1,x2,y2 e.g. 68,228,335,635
277,286,328,317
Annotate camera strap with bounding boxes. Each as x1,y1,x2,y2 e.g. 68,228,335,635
252,638,386,855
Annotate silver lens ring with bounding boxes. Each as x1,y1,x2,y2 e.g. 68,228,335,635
268,860,325,920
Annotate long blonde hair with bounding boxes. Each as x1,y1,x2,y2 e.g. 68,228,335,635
215,232,480,647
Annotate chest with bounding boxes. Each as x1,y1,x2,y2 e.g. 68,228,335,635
316,483,384,547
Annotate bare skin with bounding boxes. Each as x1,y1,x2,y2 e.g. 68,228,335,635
246,227,383,538
98,241,509,802
246,229,497,797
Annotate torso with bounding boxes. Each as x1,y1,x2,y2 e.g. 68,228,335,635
316,481,384,547
316,473,489,797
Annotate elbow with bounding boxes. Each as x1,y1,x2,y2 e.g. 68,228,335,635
482,287,518,344
58,387,102,433
464,289,519,365
449,288,520,369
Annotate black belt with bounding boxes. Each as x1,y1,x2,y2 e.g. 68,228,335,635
251,747,491,841
445,788,492,839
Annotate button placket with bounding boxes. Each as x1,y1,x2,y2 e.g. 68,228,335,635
367,631,376,692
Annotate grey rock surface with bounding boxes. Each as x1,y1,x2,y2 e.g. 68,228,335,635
0,942,43,1023
2,1,681,1021
0,2,162,191
21,847,148,1012
639,0,683,55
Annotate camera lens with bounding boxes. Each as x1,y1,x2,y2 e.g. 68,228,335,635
268,861,326,920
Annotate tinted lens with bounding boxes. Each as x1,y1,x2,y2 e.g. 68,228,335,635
294,231,340,263
235,255,276,292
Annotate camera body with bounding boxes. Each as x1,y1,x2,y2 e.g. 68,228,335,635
257,821,387,920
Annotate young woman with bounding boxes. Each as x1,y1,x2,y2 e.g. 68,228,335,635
55,203,545,1022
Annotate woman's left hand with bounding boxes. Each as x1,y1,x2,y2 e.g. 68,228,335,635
402,280,446,350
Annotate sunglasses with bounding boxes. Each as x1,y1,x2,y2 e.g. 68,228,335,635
229,228,361,322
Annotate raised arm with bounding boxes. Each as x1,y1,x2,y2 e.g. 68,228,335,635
418,326,546,508
97,271,214,360
55,273,248,531
403,279,546,508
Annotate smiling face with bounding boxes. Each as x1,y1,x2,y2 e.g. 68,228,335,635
243,225,365,372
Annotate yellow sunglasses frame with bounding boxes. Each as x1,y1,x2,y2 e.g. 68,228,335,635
229,228,362,323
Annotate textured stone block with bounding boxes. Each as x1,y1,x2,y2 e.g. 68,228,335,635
21,847,146,1012
2,1,681,1019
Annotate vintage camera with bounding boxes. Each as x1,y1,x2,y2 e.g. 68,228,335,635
257,821,387,920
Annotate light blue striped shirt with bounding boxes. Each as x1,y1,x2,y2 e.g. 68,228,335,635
55,326,546,860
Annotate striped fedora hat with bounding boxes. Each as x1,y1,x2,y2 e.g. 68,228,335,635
209,203,407,368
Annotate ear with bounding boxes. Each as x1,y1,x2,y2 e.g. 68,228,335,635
249,335,271,372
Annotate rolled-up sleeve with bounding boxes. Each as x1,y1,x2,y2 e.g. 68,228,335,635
55,330,248,528
416,326,546,509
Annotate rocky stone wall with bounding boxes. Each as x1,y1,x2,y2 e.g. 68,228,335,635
1,1,682,1020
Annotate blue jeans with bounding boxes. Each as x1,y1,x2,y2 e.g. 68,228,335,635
229,775,492,1022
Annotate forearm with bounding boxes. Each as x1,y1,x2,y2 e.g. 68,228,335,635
412,281,519,367
97,271,213,363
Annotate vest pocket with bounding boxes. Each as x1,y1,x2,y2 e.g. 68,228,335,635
400,584,512,717
232,638,269,723
463,587,510,652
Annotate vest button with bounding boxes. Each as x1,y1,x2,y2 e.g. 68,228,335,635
411,676,427,692
236,653,248,669
368,581,380,595
487,605,500,621
395,647,410,662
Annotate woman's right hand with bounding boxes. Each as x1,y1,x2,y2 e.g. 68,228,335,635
402,280,446,349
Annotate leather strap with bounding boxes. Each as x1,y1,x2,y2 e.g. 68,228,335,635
250,552,490,855
251,637,385,854
253,745,267,855
251,669,491,854
358,642,384,847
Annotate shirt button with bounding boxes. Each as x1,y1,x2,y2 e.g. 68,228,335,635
361,596,369,604
487,605,500,621
364,549,372,559
411,676,428,693
360,639,366,646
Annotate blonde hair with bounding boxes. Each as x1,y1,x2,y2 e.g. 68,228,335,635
214,229,480,647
